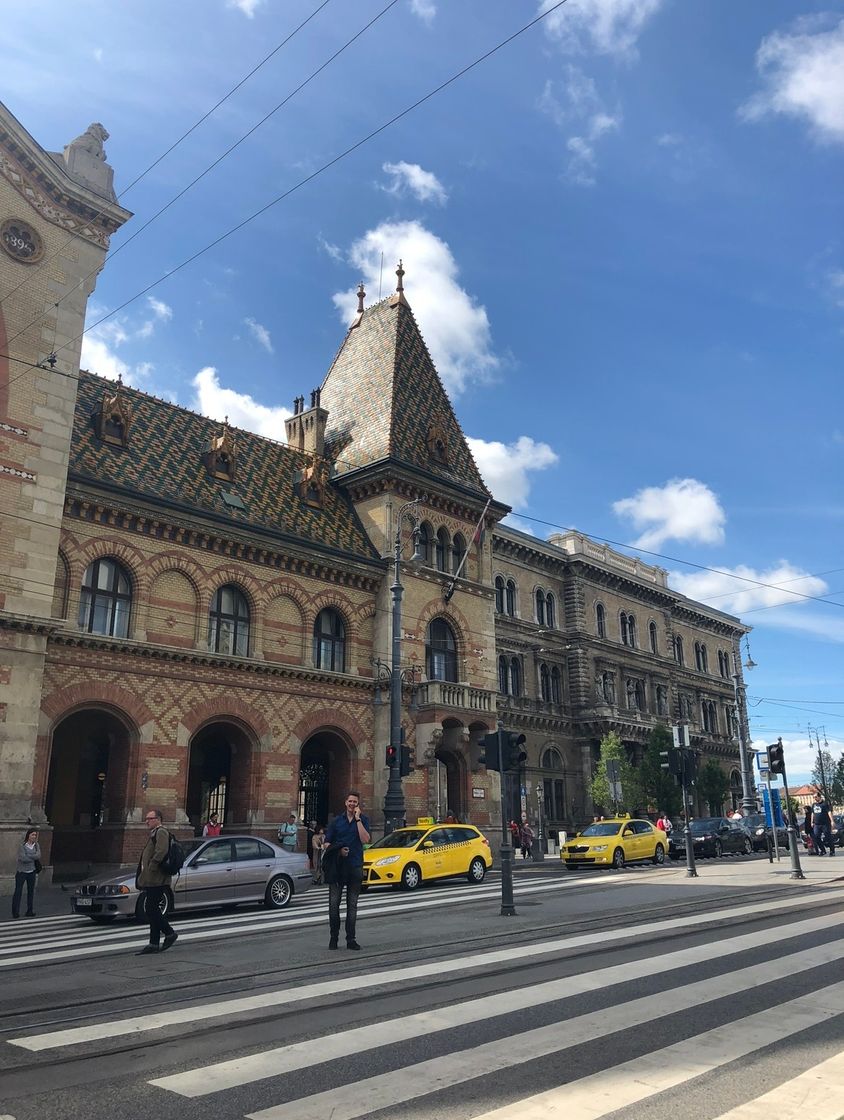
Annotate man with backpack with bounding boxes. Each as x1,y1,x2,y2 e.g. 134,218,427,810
136,807,178,955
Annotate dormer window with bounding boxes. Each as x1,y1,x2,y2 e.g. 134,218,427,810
296,456,331,508
204,418,237,482
95,379,132,448
426,419,449,465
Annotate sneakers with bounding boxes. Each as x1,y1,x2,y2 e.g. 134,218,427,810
346,940,361,951
328,937,338,950
161,931,179,952
136,945,159,955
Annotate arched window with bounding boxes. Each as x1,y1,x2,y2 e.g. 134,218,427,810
427,618,458,682
674,635,685,665
541,746,564,770
510,656,522,698
694,641,708,672
419,522,434,567
498,655,509,694
79,557,131,638
541,747,566,821
451,533,466,576
718,649,730,678
505,579,516,617
551,665,562,704
649,620,658,654
540,663,551,701
494,576,505,614
435,527,450,573
546,593,556,629
209,584,250,656
620,612,637,648
596,602,606,638
313,607,346,672
535,589,546,626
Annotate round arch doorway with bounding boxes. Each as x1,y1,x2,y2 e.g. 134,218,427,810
298,731,352,829
45,707,133,867
186,721,255,834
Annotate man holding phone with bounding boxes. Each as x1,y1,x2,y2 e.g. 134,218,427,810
323,791,371,950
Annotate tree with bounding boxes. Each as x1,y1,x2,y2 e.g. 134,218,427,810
831,752,844,809
590,731,641,816
697,760,730,815
638,724,683,817
811,749,837,804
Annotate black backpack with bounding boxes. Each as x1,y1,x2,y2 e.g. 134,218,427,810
159,831,186,876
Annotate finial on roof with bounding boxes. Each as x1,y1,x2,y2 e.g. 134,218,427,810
396,259,405,294
357,281,365,313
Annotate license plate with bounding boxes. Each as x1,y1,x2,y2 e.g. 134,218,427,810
74,897,92,908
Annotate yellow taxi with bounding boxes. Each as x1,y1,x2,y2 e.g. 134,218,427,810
363,820,493,891
560,817,667,870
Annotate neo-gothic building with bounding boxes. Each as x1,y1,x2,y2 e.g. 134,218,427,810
0,101,750,886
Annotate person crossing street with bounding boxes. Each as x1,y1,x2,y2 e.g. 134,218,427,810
136,808,178,955
323,791,370,951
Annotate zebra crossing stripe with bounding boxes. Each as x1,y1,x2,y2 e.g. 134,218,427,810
708,1052,844,1119
11,889,836,1052
151,912,844,1098
244,973,844,1120
464,983,844,1120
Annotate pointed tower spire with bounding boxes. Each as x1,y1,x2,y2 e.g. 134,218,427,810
396,259,405,295
356,281,366,314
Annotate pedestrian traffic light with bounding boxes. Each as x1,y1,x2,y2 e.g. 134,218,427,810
478,729,502,772
400,744,413,777
660,747,681,776
768,740,785,775
385,744,397,768
503,731,527,772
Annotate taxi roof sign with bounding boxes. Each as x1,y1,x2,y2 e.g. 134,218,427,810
416,816,434,826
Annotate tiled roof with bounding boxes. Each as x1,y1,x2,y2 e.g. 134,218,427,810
320,297,490,497
69,371,381,561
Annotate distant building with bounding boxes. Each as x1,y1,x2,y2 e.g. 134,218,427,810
0,100,751,885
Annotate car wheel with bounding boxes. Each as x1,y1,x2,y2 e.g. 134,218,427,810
742,837,752,856
401,863,421,890
652,843,665,865
134,888,174,921
612,847,625,870
714,839,723,858
467,857,487,884
265,875,293,909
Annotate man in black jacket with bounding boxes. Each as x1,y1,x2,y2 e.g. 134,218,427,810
323,792,371,950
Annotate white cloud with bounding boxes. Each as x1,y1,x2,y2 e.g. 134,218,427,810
244,316,274,354
332,219,498,394
93,47,103,63
410,0,436,24
147,296,173,322
741,17,844,144
669,563,830,616
538,71,621,185
318,235,344,263
466,435,558,510
80,311,152,384
539,0,664,58
656,132,682,147
827,269,844,309
227,0,263,17
381,161,447,205
613,478,726,550
191,367,291,439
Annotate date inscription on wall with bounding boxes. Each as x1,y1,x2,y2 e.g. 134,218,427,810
1,218,44,263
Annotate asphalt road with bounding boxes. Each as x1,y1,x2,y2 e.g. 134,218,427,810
1,856,843,1120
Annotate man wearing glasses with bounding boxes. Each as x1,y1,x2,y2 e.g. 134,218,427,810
136,808,178,955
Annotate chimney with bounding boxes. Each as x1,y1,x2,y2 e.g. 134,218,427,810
285,388,327,456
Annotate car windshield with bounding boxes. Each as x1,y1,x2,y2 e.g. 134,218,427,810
183,839,207,856
368,829,428,849
744,815,768,829
581,823,623,837
689,818,722,833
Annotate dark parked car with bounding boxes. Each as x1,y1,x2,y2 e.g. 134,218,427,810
743,812,789,852
668,817,753,860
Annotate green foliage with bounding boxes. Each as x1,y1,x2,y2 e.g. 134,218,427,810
697,760,731,815
638,724,683,817
833,754,844,808
590,731,641,815
811,750,837,803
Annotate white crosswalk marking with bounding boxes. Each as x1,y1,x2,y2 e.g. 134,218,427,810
11,889,835,1052
708,1052,844,1119
150,912,844,1097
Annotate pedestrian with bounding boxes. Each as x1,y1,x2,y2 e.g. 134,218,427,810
803,805,814,852
278,812,298,852
811,791,835,857
12,827,41,919
135,808,178,955
509,820,520,846
312,825,326,884
323,791,371,951
655,812,672,836
520,821,534,859
444,810,457,824
202,811,222,837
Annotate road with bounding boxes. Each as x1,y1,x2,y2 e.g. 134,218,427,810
1,857,843,1120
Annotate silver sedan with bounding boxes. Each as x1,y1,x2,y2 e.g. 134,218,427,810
71,835,312,923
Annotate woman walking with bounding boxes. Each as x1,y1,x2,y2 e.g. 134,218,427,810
12,827,41,919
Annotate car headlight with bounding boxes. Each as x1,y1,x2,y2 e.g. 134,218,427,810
106,884,131,895
592,845,608,852
372,855,401,867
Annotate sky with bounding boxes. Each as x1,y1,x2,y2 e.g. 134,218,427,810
3,0,843,784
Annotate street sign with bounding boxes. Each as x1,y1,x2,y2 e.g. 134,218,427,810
762,788,784,828
609,779,623,801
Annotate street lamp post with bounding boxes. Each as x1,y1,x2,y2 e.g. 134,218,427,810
731,645,757,815
383,499,422,835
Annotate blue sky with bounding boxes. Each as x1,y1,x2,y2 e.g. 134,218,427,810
4,0,843,782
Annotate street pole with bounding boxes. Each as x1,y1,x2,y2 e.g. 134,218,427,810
682,769,698,878
534,783,546,862
778,743,805,880
498,732,516,916
732,649,757,815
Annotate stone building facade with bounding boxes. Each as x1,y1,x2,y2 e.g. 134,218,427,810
0,102,750,886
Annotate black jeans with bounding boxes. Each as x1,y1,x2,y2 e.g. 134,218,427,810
814,825,833,855
12,871,36,917
328,864,363,943
143,885,174,946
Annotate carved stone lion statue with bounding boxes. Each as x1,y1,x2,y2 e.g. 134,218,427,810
68,123,110,161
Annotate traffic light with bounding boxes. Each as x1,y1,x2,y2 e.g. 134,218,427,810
768,740,785,775
385,744,397,768
682,749,698,785
400,744,413,777
660,747,681,776
503,731,527,772
478,729,502,772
